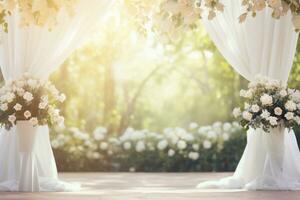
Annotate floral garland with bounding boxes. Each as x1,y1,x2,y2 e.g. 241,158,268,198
239,0,300,27
125,0,300,39
0,0,78,32
0,73,66,130
233,76,300,132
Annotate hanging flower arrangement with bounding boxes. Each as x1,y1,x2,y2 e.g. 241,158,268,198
125,0,300,38
0,0,78,32
239,0,300,30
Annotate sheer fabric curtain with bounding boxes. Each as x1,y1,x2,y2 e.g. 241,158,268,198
197,0,300,190
0,0,113,192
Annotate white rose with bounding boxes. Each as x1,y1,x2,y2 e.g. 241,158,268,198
242,111,253,121
292,90,300,103
294,116,300,125
23,92,33,102
0,103,8,111
157,140,168,150
251,104,260,113
274,107,283,116
13,103,22,111
285,112,294,120
261,110,270,119
8,115,16,124
268,116,278,126
203,140,212,149
279,89,288,97
100,142,108,150
177,140,187,150
168,149,175,157
260,94,273,106
24,110,31,119
188,152,199,160
123,142,132,150
29,117,38,126
232,108,241,118
285,100,297,111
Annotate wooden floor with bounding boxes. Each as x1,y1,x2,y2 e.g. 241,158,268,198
1,173,300,200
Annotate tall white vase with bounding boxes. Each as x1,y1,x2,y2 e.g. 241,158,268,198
264,126,285,177
17,121,40,192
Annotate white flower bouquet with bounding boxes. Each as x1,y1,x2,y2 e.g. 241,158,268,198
0,73,66,130
233,76,300,132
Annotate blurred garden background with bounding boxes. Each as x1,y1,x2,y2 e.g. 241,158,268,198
31,2,300,172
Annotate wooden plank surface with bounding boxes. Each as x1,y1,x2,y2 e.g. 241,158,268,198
0,173,299,200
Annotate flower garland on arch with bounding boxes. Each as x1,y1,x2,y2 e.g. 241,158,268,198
125,0,300,40
239,0,300,30
0,0,78,32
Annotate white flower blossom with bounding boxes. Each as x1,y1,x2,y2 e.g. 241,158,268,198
157,140,168,150
24,110,31,119
261,110,270,119
177,140,187,150
135,141,146,152
188,152,199,160
260,94,273,106
29,117,38,126
13,103,22,111
268,116,278,126
8,115,16,124
292,90,300,103
274,107,283,116
232,108,241,118
23,92,33,102
285,100,297,111
242,111,253,121
279,89,288,97
168,149,175,157
100,142,108,150
192,144,199,151
123,142,132,150
203,140,212,149
285,112,294,120
251,104,260,113
189,122,198,129
0,103,8,111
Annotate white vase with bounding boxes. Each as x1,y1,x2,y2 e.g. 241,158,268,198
292,14,300,31
264,126,285,175
16,121,40,192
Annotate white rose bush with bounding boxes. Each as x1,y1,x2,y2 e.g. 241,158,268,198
0,73,66,130
50,121,245,172
233,76,300,132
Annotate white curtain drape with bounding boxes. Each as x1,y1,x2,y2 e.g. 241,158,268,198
0,0,113,192
197,0,300,190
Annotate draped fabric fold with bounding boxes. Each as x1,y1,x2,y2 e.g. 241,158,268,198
0,0,114,192
197,0,300,190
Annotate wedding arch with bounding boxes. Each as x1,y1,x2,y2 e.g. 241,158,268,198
0,0,299,192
